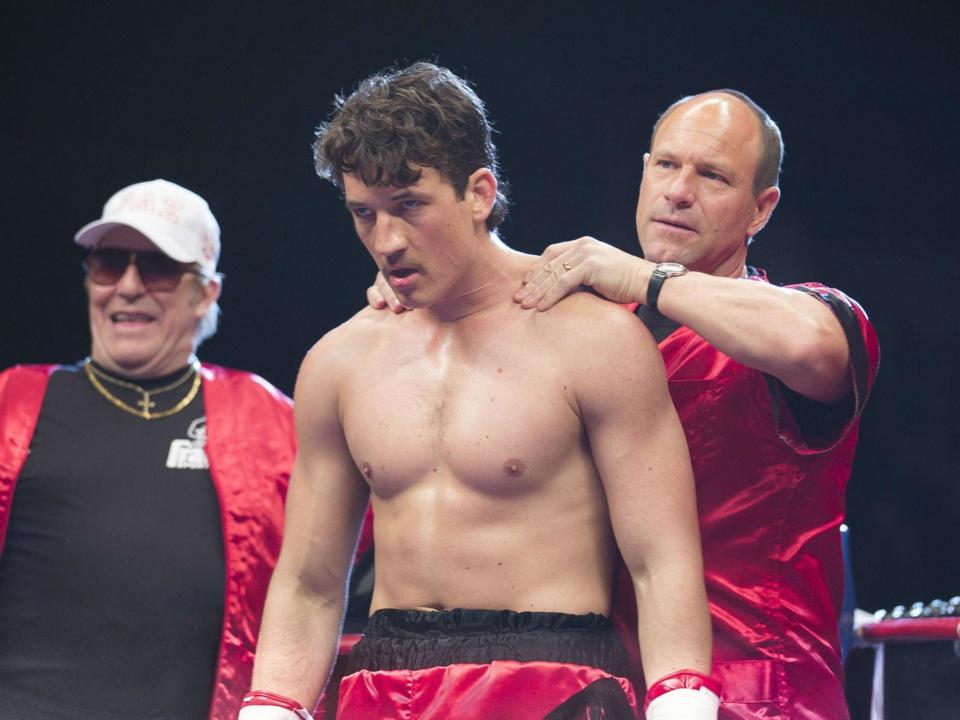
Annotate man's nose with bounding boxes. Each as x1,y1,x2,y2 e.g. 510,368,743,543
115,258,147,297
664,167,696,208
371,215,407,257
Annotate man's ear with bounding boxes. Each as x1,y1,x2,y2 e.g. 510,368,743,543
466,167,497,225
193,275,222,318
748,185,780,237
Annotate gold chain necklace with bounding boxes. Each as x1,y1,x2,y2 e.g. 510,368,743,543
83,358,202,420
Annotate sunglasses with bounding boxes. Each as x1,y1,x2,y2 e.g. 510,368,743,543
84,248,207,291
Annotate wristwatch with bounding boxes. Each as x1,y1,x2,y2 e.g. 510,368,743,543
646,262,688,313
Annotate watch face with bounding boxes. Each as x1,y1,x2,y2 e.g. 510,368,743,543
656,262,688,276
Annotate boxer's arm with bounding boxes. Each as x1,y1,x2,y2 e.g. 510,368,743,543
517,236,851,403
247,337,370,712
571,302,712,684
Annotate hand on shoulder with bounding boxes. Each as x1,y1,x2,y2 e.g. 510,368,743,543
515,236,651,311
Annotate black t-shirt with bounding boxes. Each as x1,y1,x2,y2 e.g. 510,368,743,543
0,363,225,720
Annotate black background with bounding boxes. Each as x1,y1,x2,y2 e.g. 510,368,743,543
3,3,958,714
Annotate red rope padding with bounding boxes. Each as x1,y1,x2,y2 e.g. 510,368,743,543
859,617,960,643
643,669,723,711
241,690,313,719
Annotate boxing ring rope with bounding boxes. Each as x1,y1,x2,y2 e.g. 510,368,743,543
853,599,960,720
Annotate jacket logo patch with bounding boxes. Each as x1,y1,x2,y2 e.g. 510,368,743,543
166,417,209,470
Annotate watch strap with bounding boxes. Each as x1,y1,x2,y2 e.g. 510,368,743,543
646,263,687,313
646,269,669,313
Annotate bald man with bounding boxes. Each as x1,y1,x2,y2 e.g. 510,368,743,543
513,92,880,719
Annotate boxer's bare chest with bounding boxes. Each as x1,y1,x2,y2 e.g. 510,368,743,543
340,312,583,499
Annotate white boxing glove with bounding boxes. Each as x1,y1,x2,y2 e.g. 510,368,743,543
644,669,721,719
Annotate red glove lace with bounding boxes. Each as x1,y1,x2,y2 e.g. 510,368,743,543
643,669,722,711
241,690,313,719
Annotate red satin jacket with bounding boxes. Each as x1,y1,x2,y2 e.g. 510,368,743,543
0,363,296,720
614,274,880,719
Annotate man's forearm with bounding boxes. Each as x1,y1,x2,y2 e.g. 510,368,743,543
516,237,850,402
633,561,713,684
654,271,851,402
250,576,346,712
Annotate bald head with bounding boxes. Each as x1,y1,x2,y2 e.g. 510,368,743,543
649,90,783,195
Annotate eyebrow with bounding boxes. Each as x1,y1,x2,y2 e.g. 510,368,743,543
388,188,428,201
345,187,428,209
653,147,735,177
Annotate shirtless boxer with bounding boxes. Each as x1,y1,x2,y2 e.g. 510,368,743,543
239,63,719,720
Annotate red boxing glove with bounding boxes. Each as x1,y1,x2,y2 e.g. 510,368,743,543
644,669,721,719
238,690,314,720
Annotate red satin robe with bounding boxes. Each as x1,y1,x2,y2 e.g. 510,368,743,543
614,273,880,720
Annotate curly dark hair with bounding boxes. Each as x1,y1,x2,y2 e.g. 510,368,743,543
313,62,509,230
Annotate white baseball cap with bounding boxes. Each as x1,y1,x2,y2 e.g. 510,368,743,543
75,179,220,276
